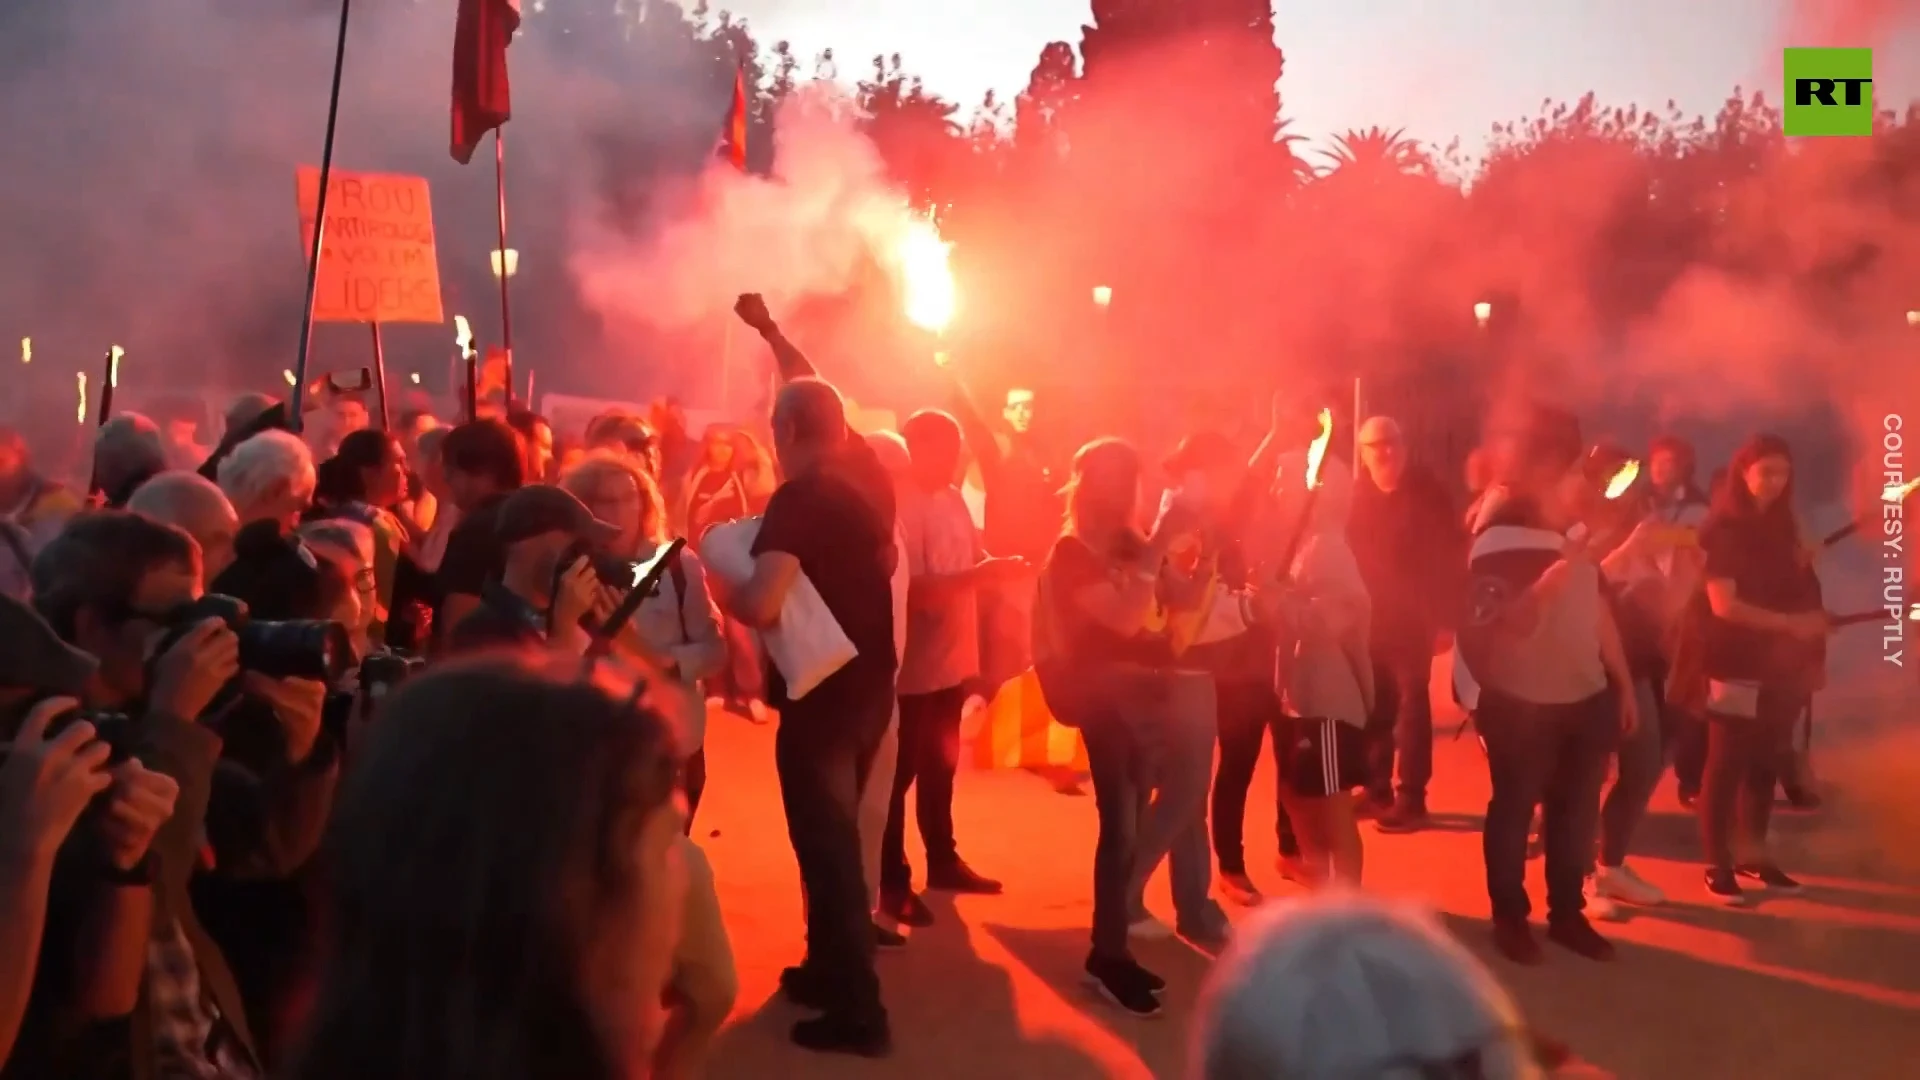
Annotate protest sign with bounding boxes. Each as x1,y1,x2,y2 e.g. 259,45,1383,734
295,167,445,324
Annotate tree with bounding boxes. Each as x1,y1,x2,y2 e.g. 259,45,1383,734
1317,126,1432,181
857,53,965,211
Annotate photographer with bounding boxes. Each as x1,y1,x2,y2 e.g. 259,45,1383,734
24,510,342,1077
447,485,623,655
0,597,179,1075
434,419,526,645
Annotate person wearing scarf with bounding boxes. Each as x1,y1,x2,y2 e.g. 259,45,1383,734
1683,434,1829,904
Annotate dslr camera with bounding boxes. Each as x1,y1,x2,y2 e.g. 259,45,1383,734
153,594,353,706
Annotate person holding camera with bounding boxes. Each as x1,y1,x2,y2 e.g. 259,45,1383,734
434,419,527,645
447,485,625,655
0,596,182,1076
22,510,346,1078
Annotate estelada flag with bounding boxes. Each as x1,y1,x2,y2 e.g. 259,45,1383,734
451,0,521,164
719,65,748,171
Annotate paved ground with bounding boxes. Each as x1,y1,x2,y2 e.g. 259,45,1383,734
700,535,1920,1079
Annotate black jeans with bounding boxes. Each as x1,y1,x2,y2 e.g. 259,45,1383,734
1700,688,1805,870
1365,635,1437,806
1080,705,1145,961
881,684,968,891
775,683,892,1022
1478,688,1617,923
1210,678,1299,872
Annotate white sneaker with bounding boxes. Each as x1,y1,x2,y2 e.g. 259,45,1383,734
1595,863,1665,907
1128,915,1175,941
1583,877,1623,921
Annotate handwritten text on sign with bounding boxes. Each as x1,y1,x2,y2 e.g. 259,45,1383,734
295,167,445,324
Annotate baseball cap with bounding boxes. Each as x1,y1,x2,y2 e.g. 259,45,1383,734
1357,416,1402,446
0,592,98,698
496,485,622,546
1164,431,1238,476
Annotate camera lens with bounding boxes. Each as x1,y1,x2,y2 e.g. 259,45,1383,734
238,620,353,683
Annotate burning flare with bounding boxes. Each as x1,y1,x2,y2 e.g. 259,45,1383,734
898,217,956,333
1605,460,1640,500
282,369,297,387
108,346,123,388
1909,603,1918,622
1305,408,1334,490
75,372,86,424
1883,477,1920,504
19,338,29,364
454,315,475,360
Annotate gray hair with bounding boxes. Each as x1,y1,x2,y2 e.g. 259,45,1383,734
863,430,910,480
301,518,375,568
224,392,279,439
94,414,167,502
216,429,315,514
1192,894,1541,1080
772,377,846,448
126,471,236,543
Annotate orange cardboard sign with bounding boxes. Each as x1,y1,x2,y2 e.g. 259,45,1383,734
295,167,445,324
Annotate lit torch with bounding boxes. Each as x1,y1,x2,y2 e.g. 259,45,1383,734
95,346,122,428
1883,477,1920,504
1605,459,1640,500
1474,301,1492,329
898,217,956,335
455,315,478,421
19,338,29,364
454,315,475,360
1277,408,1336,575
75,372,87,424
282,369,298,387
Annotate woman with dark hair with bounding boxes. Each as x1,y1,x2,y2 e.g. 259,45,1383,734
1687,434,1829,904
312,429,411,645
287,654,690,1080
1032,437,1230,1017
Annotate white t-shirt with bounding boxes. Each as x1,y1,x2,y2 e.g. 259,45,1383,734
897,486,982,695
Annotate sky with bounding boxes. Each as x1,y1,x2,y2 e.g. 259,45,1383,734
702,0,1920,155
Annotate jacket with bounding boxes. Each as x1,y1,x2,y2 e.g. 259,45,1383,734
1275,459,1375,728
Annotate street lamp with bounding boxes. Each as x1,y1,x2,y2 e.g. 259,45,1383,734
1906,309,1918,327
491,248,519,279
1473,301,1492,329
1093,285,1113,309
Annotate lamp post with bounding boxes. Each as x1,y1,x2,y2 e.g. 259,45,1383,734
1905,309,1918,328
490,248,520,280
1474,300,1492,329
1093,285,1113,309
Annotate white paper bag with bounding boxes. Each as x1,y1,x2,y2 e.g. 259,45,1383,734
700,518,858,700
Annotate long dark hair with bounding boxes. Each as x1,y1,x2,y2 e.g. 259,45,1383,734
1710,433,1796,534
314,429,400,507
287,654,682,1080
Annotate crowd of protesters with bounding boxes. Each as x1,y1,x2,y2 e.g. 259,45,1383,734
0,291,1849,1077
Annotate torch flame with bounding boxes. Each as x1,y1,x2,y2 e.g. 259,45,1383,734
75,372,87,423
1605,460,1640,500
1883,477,1920,503
19,338,29,364
898,218,956,334
282,369,297,387
108,346,123,388
1305,408,1334,490
454,315,475,359
1909,603,1918,622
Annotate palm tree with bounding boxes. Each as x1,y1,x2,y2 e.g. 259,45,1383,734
1275,116,1317,186
1317,126,1432,180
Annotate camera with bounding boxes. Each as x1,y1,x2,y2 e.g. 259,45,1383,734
39,702,137,765
154,594,353,702
358,650,425,704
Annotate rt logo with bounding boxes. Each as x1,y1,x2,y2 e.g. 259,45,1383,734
1784,47,1874,136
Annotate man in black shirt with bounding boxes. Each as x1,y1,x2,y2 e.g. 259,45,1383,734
448,486,613,654
434,419,526,646
723,375,895,1058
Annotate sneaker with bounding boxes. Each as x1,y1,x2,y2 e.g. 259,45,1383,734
1582,878,1622,921
880,888,935,928
1179,918,1233,952
1736,864,1803,894
1704,867,1748,906
1491,918,1544,965
1218,871,1263,907
1128,960,1167,995
1546,915,1616,961
1594,863,1665,907
790,1014,892,1057
1374,802,1432,834
925,859,1003,895
1356,793,1393,820
873,922,908,950
1128,915,1175,941
1084,954,1162,1017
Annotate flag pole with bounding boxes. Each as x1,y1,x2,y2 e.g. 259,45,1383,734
493,128,514,409
290,0,354,437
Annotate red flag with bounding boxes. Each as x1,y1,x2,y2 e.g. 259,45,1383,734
720,66,748,171
451,0,521,164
